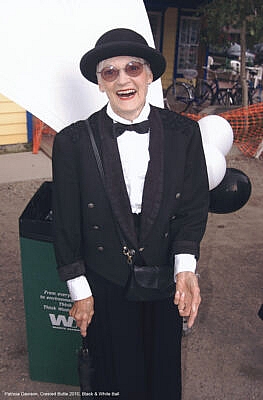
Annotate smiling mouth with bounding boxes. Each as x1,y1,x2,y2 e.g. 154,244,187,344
116,89,136,99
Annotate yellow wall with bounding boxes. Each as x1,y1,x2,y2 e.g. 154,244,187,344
0,94,27,145
161,8,178,89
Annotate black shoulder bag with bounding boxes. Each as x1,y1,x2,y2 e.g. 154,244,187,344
85,119,175,302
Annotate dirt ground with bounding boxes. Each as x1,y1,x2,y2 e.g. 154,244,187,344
0,146,262,400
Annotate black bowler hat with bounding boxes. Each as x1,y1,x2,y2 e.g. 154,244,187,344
80,28,166,84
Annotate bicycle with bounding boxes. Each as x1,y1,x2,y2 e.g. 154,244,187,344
204,66,238,107
164,69,213,113
228,67,263,106
164,67,234,113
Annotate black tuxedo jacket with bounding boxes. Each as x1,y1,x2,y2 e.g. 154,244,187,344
52,105,209,286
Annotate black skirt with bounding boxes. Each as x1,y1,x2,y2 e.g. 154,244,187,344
82,269,182,400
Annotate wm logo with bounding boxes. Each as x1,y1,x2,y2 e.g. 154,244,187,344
49,314,78,330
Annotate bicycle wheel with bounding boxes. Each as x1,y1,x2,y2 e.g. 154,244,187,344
165,82,191,113
219,89,235,106
231,86,242,105
251,86,263,103
194,81,213,110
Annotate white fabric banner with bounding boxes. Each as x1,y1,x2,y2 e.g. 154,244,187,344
0,0,163,132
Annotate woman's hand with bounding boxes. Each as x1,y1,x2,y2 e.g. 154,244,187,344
69,296,94,337
174,272,201,328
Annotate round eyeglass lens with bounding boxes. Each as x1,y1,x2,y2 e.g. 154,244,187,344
125,62,144,77
100,61,145,82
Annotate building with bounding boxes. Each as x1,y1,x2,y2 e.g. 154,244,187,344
0,94,32,147
146,0,207,88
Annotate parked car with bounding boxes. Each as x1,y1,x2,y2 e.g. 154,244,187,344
226,42,255,64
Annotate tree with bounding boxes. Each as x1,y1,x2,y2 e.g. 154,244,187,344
199,0,263,106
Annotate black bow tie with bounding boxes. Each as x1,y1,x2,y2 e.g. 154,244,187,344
113,120,150,138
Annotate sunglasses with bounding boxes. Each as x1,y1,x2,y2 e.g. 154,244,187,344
97,61,148,82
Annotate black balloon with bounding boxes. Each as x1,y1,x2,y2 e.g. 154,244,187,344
209,168,252,214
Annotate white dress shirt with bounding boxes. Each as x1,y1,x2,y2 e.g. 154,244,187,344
67,103,196,301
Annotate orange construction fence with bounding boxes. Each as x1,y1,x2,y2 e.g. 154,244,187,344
185,103,263,158
32,116,56,154
33,103,263,158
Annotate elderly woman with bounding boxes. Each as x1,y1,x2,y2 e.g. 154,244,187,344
52,28,209,400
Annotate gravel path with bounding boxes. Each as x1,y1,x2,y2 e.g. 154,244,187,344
0,146,262,400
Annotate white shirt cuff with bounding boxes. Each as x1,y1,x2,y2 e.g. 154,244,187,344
67,275,92,301
174,254,196,281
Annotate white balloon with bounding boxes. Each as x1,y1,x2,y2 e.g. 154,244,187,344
198,115,234,156
203,143,226,190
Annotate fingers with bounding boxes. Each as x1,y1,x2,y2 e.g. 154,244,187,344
174,289,180,305
175,291,187,312
75,309,94,337
174,272,201,328
174,290,200,327
187,304,198,328
69,297,94,337
186,292,201,328
79,317,91,337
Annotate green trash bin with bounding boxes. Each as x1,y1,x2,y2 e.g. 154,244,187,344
19,181,81,386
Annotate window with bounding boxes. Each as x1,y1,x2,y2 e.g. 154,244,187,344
177,16,200,73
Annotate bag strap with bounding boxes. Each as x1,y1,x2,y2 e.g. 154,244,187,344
84,119,105,186
84,119,134,265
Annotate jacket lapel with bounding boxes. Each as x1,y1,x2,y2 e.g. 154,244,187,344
98,109,138,249
140,106,164,242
